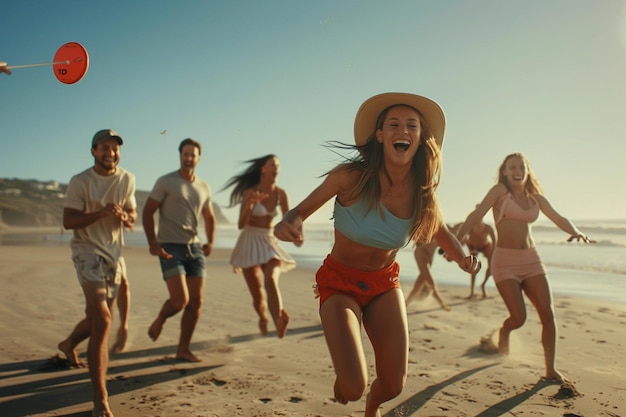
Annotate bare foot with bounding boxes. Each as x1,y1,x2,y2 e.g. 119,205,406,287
148,319,163,341
364,391,382,417
275,309,290,339
465,294,475,300
57,340,86,368
333,379,348,405
440,303,451,311
544,369,567,383
259,317,269,335
92,411,114,417
111,327,128,353
92,403,114,417
176,350,202,362
498,327,510,355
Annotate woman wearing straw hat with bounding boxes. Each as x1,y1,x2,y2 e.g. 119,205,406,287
274,92,480,417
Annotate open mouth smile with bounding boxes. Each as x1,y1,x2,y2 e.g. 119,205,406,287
393,139,411,151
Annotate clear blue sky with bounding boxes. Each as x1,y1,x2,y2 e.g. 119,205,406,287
2,0,625,224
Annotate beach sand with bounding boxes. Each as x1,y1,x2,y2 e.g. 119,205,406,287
0,240,624,417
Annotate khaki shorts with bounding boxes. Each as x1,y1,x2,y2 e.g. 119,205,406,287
72,253,122,298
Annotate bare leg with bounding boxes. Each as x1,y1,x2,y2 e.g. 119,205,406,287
363,289,408,417
176,276,203,362
320,295,367,405
262,259,289,338
60,296,116,366
480,249,493,299
522,275,565,381
112,275,129,353
82,282,114,417
428,278,450,311
58,318,89,367
149,275,188,341
495,279,526,355
243,266,269,335
420,264,449,311
407,245,442,307
405,273,427,305
467,273,477,299
480,271,491,299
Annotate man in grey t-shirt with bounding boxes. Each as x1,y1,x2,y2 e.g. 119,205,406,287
143,138,216,362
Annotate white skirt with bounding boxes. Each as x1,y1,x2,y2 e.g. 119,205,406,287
230,226,296,273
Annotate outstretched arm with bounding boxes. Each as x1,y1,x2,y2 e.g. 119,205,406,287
535,195,595,243
456,184,505,241
435,223,481,274
274,170,347,246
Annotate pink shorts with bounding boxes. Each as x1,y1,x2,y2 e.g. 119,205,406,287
491,247,547,284
315,255,401,308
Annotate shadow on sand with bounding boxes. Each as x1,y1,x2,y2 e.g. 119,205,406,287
0,323,324,416
382,363,498,417
383,365,560,417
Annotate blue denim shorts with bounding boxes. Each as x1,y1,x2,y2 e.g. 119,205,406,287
158,243,206,280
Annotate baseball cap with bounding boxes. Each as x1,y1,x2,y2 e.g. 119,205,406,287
92,129,123,148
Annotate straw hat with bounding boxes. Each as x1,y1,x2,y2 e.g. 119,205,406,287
353,92,446,149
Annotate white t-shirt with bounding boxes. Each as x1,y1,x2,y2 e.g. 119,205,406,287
149,170,211,244
65,166,136,265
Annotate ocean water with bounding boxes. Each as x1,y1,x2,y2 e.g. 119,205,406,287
34,218,626,304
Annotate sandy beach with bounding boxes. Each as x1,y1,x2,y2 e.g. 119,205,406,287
1,238,625,417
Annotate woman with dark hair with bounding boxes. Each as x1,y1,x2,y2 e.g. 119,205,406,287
223,154,295,338
274,93,479,417
456,152,594,382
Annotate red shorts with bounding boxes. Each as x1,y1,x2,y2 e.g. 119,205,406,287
315,255,401,308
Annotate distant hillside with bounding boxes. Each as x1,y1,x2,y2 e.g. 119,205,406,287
0,177,230,228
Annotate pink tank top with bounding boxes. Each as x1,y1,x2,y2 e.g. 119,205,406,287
494,193,540,224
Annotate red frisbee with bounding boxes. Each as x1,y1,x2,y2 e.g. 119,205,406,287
53,42,89,84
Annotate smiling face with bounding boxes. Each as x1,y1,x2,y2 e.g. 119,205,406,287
180,143,201,171
91,138,120,175
501,155,528,188
375,105,422,165
261,156,280,181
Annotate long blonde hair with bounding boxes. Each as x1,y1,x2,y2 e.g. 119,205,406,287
328,104,443,245
498,152,543,195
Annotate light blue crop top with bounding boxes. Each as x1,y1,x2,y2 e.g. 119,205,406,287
333,198,412,249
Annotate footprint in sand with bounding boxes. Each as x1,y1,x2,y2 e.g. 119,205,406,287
551,382,582,399
478,332,499,354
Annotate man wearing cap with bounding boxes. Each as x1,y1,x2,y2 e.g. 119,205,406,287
59,129,136,417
